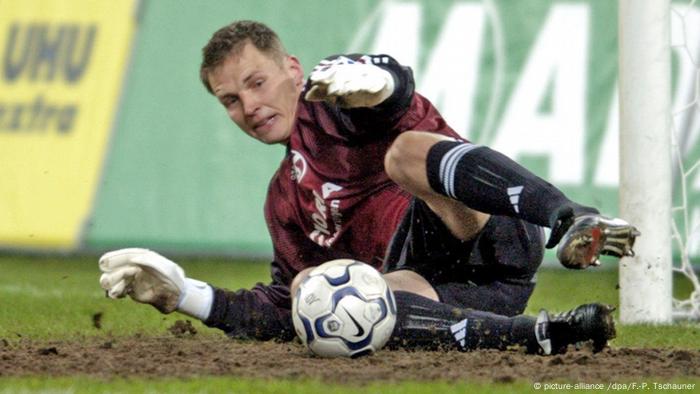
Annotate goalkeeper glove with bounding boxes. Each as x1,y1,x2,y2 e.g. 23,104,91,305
305,57,395,108
98,248,213,320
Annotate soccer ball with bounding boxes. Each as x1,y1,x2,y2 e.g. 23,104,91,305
292,259,397,358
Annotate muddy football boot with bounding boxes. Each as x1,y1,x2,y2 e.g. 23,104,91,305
554,214,640,269
535,303,616,355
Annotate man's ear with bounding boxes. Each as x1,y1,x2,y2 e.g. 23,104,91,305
286,55,305,88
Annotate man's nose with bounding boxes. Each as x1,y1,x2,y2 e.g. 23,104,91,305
241,93,260,116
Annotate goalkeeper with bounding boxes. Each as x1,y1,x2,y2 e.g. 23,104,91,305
99,20,638,354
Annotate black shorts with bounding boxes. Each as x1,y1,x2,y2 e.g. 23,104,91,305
384,198,545,316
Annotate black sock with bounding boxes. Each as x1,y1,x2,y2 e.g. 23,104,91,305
426,140,598,232
389,291,539,352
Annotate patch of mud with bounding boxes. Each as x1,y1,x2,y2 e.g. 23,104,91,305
1,335,699,383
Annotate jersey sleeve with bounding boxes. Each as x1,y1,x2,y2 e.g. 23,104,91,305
203,196,338,340
202,260,295,341
305,53,416,136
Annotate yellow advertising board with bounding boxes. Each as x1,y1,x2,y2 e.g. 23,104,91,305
0,0,137,249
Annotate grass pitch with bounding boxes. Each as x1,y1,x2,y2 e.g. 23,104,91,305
1,254,699,393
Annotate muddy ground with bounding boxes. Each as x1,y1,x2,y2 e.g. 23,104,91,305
1,321,699,383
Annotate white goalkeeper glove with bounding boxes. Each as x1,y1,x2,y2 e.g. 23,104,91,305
305,57,395,108
98,248,213,320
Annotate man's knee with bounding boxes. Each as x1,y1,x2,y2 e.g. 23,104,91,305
385,131,419,184
384,270,439,301
385,131,447,191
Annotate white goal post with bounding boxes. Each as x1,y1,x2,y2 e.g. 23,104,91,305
618,0,674,323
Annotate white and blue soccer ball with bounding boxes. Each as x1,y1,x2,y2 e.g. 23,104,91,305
292,259,397,358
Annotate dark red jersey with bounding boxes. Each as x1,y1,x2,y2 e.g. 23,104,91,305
264,55,460,286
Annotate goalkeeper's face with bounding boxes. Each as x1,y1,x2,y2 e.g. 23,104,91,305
208,43,305,144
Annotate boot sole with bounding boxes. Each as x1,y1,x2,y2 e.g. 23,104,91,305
557,215,640,269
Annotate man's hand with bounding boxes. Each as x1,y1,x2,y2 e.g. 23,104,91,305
305,57,395,108
99,248,185,314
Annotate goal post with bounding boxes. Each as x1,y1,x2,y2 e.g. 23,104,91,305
618,0,674,324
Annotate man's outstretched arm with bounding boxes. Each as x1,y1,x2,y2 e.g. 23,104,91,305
204,281,294,341
98,248,295,341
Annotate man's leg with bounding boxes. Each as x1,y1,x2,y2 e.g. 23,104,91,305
384,131,593,231
434,280,535,317
428,214,544,316
382,195,544,316
389,291,615,354
384,131,639,268
384,133,491,242
290,270,616,354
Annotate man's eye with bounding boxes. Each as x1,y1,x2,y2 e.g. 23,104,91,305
254,79,264,88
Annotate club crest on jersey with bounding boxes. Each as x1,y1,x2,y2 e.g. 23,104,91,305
290,150,307,182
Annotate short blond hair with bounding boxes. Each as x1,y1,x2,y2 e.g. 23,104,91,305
200,20,287,94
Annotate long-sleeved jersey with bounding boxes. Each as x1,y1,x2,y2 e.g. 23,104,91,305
204,54,460,339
